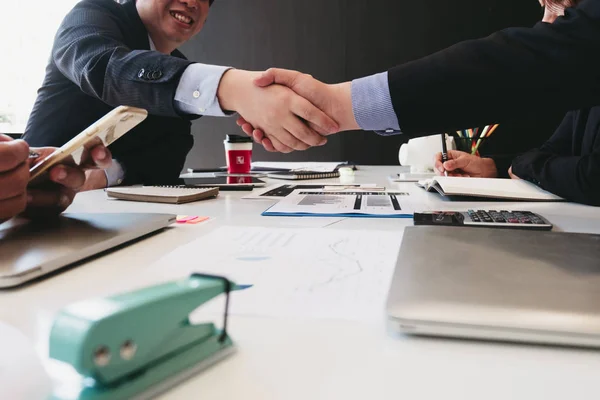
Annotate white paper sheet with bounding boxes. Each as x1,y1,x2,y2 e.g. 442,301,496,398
388,172,435,183
152,226,404,322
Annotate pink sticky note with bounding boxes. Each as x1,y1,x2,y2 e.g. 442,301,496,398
176,215,209,224
186,216,209,224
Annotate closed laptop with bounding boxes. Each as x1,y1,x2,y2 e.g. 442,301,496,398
387,226,600,347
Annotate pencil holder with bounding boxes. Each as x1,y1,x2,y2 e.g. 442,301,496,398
451,137,489,156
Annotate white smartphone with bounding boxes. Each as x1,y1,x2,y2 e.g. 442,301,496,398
29,106,148,183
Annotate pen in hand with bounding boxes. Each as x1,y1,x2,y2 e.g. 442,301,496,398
440,133,448,176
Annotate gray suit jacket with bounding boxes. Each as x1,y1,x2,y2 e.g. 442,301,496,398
25,0,199,185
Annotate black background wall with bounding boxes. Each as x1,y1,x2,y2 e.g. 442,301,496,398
180,0,562,169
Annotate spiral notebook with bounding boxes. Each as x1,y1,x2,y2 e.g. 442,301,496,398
264,162,356,180
266,170,341,180
106,186,219,204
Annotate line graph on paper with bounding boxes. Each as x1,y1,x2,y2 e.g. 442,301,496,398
153,226,404,322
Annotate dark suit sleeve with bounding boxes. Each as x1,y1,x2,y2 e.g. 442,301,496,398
52,2,194,118
511,112,600,206
489,154,517,179
388,0,600,135
118,132,194,186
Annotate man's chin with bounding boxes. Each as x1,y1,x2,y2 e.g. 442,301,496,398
158,35,185,49
166,32,194,46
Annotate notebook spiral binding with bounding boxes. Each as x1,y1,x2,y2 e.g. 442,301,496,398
267,171,341,180
303,172,340,179
150,185,217,189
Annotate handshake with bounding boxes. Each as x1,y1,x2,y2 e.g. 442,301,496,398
217,68,360,153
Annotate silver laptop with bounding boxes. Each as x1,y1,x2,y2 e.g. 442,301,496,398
387,226,600,347
0,213,175,288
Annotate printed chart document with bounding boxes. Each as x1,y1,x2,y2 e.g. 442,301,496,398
262,189,423,218
151,226,404,322
243,183,382,200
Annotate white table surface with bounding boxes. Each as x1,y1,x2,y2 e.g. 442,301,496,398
2,166,600,400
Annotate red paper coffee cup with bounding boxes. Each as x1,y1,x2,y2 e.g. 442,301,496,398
224,134,252,174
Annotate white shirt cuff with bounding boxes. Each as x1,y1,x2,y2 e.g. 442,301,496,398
351,72,401,133
174,63,233,116
104,159,125,187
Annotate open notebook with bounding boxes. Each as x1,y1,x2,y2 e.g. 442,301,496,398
106,186,219,204
416,177,563,201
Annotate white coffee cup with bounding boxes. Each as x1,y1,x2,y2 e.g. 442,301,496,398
398,134,456,173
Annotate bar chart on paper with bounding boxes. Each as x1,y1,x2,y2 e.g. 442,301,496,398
152,226,404,322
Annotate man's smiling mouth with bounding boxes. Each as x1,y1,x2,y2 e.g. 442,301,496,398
170,11,194,25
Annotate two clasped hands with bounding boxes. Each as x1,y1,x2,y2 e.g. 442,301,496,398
224,68,517,181
217,68,359,153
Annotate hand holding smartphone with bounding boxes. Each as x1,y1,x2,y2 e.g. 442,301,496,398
29,106,148,184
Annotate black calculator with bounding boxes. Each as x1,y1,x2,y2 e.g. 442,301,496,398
413,210,553,230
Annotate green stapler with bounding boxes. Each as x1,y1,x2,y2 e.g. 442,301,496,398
48,273,244,400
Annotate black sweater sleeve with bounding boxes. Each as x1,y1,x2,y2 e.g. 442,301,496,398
511,112,600,206
388,0,600,135
489,154,516,179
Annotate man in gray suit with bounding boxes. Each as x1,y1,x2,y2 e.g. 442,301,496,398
25,0,337,189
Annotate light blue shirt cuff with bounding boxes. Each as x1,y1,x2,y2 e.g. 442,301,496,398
351,72,401,135
174,63,233,116
104,159,125,187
